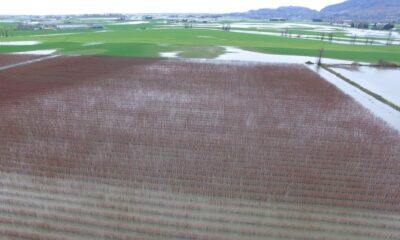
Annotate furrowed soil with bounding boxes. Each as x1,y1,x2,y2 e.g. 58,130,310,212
0,56,399,239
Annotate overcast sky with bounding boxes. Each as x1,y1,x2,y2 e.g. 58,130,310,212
0,0,345,15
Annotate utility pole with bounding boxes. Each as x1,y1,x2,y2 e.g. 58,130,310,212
317,48,324,66
328,33,334,42
222,23,231,32
351,35,357,45
387,30,393,46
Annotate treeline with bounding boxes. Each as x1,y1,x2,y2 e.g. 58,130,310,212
0,28,10,38
351,22,395,30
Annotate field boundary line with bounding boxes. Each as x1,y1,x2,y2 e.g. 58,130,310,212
0,55,60,71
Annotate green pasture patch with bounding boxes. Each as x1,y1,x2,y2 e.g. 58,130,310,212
1,24,399,64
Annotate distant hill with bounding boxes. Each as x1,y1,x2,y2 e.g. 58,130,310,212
321,0,400,21
228,7,319,20
226,0,400,21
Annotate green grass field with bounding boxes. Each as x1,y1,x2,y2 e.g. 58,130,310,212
1,19,399,64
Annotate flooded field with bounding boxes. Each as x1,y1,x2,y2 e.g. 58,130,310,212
0,56,399,239
331,66,400,106
231,29,398,46
161,46,355,64
161,21,400,46
160,47,399,131
314,66,400,132
216,46,355,64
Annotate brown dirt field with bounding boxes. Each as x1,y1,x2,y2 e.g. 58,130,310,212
0,54,43,67
0,56,400,238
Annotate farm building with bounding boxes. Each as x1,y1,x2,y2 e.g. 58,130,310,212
56,24,90,30
270,18,287,21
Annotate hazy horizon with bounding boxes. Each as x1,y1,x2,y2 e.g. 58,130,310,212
0,0,345,15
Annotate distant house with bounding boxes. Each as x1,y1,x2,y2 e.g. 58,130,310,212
313,19,323,22
56,24,104,30
270,18,287,22
18,22,39,30
91,24,104,29
118,16,129,21
56,24,90,30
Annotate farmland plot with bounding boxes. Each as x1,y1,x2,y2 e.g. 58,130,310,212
0,56,399,239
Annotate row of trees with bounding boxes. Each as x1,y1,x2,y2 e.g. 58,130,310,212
351,22,395,30
183,22,231,31
280,30,396,46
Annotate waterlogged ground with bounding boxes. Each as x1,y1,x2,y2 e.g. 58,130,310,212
160,46,356,64
215,46,355,64
162,21,400,46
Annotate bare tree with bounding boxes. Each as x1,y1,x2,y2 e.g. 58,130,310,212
281,28,289,37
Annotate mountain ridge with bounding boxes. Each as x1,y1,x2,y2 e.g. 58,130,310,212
227,0,400,21
228,6,319,20
321,0,400,21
